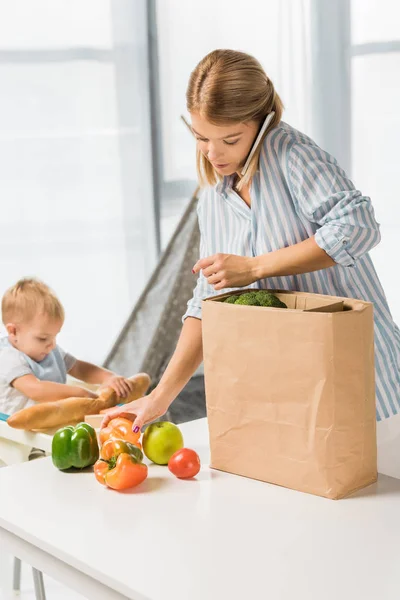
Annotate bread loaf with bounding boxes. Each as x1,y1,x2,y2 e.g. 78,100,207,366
7,373,151,431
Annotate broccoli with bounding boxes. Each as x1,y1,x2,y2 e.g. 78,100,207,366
234,292,261,306
224,295,240,304
254,290,287,309
223,290,287,308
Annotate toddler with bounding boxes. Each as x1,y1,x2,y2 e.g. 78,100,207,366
0,278,133,416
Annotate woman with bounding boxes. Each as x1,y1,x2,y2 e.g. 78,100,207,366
103,49,400,478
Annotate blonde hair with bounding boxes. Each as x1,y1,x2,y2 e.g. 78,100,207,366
186,49,284,190
1,278,65,325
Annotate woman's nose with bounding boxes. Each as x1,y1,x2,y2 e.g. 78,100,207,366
207,144,222,162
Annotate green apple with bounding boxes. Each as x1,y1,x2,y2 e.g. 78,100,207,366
142,421,184,465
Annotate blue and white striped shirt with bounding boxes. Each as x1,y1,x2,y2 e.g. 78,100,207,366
184,122,400,421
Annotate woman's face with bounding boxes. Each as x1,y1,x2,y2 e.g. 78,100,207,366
190,113,259,177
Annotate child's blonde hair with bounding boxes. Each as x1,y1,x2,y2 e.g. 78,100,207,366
1,278,65,325
186,49,284,191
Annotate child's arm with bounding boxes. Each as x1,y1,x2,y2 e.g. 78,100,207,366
68,360,133,398
12,374,98,403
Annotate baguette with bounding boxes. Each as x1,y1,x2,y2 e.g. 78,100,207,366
7,373,151,431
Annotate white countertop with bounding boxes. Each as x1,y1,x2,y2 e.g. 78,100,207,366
0,417,400,600
0,419,54,453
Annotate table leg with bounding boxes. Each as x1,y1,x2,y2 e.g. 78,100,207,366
32,567,47,600
12,556,21,591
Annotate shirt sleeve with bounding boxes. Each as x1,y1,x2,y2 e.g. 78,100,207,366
182,196,218,322
58,346,77,373
0,346,32,385
287,141,381,267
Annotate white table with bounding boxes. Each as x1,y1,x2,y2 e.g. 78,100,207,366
0,418,400,600
0,419,53,465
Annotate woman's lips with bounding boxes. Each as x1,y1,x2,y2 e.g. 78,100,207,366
213,163,229,169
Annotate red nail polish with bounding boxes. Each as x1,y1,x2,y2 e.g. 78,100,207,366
192,269,195,274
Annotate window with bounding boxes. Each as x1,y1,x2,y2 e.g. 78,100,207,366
0,0,157,363
351,0,400,322
156,0,311,246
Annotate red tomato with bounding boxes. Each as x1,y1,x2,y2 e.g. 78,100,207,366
168,448,201,479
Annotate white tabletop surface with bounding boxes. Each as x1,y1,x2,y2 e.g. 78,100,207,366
0,419,54,452
0,417,400,600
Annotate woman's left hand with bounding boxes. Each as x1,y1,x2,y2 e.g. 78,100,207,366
192,253,259,290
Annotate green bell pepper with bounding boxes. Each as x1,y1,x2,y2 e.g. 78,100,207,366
52,422,99,470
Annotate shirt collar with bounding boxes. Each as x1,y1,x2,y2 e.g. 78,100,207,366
216,175,236,198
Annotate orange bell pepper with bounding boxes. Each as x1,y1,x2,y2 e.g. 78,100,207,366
94,439,147,491
99,417,141,447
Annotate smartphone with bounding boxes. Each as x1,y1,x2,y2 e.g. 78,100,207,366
240,111,275,177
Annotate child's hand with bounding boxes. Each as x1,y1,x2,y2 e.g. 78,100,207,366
99,376,134,399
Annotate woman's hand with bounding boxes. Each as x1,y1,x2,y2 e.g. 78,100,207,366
100,392,170,432
192,253,259,290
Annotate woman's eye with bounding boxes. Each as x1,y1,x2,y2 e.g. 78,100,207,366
196,138,208,143
224,140,239,146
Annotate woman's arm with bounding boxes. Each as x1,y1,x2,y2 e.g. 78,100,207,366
194,141,381,289
101,316,203,429
103,194,211,429
253,236,334,279
287,141,381,267
154,316,203,405
193,238,335,289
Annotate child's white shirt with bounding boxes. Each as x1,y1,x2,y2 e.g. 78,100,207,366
0,337,76,415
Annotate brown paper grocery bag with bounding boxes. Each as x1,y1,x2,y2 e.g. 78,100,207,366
202,289,377,499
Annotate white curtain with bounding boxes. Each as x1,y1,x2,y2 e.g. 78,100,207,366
0,0,157,363
156,0,400,324
156,0,312,184
351,0,400,323
276,0,312,136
